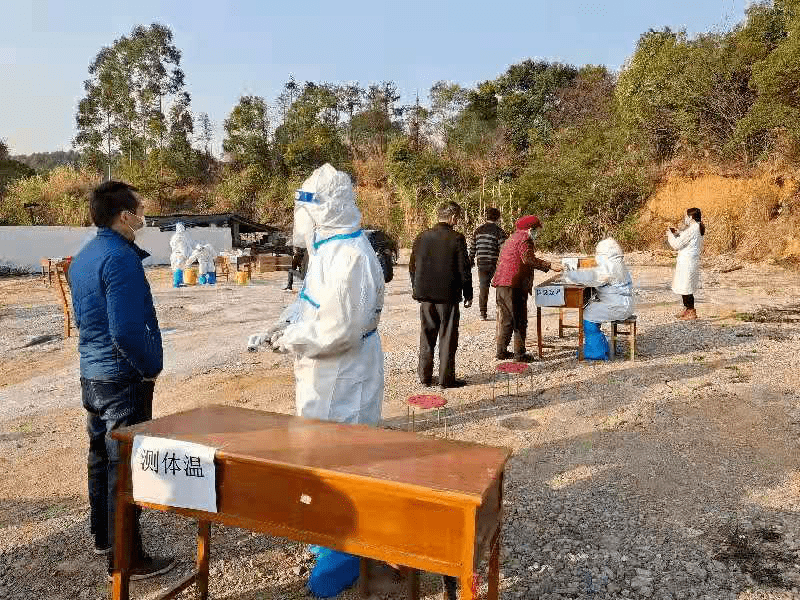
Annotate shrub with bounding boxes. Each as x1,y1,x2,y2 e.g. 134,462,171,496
1,166,99,225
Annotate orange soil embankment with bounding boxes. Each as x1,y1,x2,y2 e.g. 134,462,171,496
638,170,800,261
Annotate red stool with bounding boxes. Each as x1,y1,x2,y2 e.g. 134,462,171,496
493,362,534,401
406,394,448,438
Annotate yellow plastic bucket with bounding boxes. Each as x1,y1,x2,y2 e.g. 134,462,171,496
184,268,198,285
236,271,250,285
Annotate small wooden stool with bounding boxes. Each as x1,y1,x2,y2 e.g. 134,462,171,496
406,394,448,437
610,315,637,360
493,362,534,401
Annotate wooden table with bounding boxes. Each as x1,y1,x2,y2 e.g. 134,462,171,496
110,405,511,600
535,274,592,361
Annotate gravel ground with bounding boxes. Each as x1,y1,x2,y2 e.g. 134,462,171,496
1,252,799,599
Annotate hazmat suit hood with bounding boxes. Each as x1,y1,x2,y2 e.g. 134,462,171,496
595,238,629,284
293,164,362,249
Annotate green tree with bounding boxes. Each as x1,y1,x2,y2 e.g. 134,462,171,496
223,95,271,168
276,82,349,174
73,23,187,180
166,91,195,181
493,60,578,152
197,112,213,154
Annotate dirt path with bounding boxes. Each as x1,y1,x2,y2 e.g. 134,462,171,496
1,254,799,599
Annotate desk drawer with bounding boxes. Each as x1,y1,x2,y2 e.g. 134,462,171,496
217,460,467,566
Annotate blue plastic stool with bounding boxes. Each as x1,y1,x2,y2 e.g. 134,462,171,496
172,269,183,287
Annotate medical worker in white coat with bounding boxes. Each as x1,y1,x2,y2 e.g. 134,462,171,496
248,163,385,425
667,207,705,320
563,238,634,360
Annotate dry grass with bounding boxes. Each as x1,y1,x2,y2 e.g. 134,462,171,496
637,167,800,261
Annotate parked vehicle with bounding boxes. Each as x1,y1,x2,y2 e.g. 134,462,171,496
364,229,398,283
364,229,398,264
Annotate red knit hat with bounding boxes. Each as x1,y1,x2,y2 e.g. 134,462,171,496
515,215,541,230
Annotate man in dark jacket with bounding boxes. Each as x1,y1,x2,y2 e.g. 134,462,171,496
469,206,507,320
409,201,472,388
283,246,308,291
492,215,561,362
68,181,173,579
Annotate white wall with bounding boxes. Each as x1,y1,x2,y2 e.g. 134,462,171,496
0,225,233,271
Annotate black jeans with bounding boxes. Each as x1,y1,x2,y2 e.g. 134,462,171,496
682,294,695,309
82,377,153,557
418,302,460,386
496,286,529,357
477,264,497,317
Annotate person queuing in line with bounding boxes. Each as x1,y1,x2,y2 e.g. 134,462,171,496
469,206,508,320
563,238,634,360
492,215,562,362
409,200,473,389
282,245,308,291
667,207,706,320
68,181,174,580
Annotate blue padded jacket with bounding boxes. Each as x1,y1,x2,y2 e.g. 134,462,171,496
68,228,163,380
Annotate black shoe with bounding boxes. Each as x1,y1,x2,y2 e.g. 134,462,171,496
513,353,536,363
440,379,467,389
94,543,111,556
496,350,513,360
420,380,432,387
282,286,292,291
108,554,175,581
480,314,487,321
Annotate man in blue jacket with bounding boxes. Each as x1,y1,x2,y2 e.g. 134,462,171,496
69,181,173,579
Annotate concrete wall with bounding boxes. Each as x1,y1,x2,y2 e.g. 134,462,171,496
0,225,233,271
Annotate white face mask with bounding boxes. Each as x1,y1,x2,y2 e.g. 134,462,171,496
125,211,144,235
685,215,694,227
292,203,315,248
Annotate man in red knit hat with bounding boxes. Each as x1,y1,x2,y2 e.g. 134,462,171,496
492,215,561,361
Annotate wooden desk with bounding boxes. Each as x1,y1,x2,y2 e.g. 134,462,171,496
110,405,511,600
534,274,592,361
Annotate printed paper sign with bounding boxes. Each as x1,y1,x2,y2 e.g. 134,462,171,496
131,435,217,513
561,257,579,270
535,285,565,307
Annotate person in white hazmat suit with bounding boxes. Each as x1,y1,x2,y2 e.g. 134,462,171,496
247,163,385,598
563,238,634,360
187,242,218,285
667,207,705,320
169,223,192,287
248,163,385,425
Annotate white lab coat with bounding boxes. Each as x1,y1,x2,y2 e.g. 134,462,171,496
269,164,386,425
563,238,634,323
667,222,703,295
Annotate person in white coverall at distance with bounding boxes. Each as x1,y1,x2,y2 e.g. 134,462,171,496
563,238,634,360
667,207,705,321
187,243,218,285
248,163,385,425
169,223,192,287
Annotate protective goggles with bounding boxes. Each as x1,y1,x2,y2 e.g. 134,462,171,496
294,190,317,203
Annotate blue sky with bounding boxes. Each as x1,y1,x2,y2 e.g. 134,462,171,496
1,0,747,155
